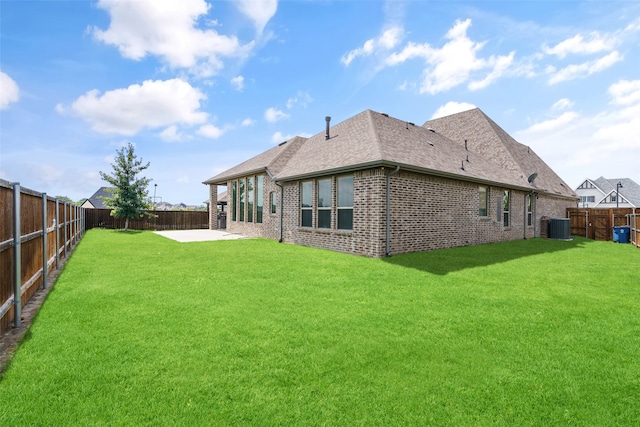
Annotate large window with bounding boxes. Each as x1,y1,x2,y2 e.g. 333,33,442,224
247,177,254,223
231,181,237,221
503,190,510,227
239,179,245,222
256,176,264,223
301,181,313,227
317,178,332,228
479,186,488,216
337,176,354,230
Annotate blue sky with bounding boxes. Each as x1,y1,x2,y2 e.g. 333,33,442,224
1,0,639,206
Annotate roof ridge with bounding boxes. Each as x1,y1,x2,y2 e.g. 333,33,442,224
364,110,388,160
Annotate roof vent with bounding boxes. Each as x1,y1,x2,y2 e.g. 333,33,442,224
278,140,288,146
461,160,465,171
464,139,468,150
381,112,389,117
427,127,435,132
427,141,434,146
325,116,331,140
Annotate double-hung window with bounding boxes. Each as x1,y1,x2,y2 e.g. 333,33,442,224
503,190,510,227
247,177,254,222
527,194,533,226
239,179,245,222
479,186,488,216
301,181,313,227
317,178,332,228
231,181,237,221
337,176,354,230
256,176,264,223
270,192,277,214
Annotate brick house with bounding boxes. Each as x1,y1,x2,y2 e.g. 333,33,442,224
204,108,577,257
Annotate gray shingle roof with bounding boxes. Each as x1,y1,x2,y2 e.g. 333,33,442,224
593,177,640,206
86,187,112,208
423,108,576,198
205,108,577,199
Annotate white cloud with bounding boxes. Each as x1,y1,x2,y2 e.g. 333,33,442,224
552,98,574,110
521,111,580,133
92,0,253,77
66,78,208,135
231,75,245,91
430,101,477,120
542,32,616,58
608,79,640,105
0,71,19,109
271,131,293,144
264,107,290,123
241,118,255,127
286,91,313,109
385,19,513,94
197,124,225,139
235,0,278,35
341,26,404,66
547,51,623,84
159,125,185,142
514,84,640,187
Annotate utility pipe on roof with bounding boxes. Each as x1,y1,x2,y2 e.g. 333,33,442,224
386,165,400,257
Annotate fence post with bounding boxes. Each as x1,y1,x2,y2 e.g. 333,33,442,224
12,183,22,328
42,192,48,289
55,198,60,269
63,202,68,259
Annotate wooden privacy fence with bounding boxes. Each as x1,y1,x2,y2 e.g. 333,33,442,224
631,214,640,248
566,208,637,244
1,180,85,334
85,209,209,230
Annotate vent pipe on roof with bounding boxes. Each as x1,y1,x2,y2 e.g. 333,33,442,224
464,139,468,150
325,116,331,140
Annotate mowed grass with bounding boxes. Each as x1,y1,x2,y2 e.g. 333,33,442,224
1,230,638,425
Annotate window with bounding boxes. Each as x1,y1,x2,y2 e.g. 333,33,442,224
611,194,617,202
231,181,237,221
527,194,532,226
503,190,510,227
479,186,488,216
270,192,277,214
247,177,254,222
337,176,354,230
256,176,264,223
317,178,332,228
239,178,245,222
301,181,313,227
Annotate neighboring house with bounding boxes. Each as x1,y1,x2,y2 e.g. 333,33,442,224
575,177,640,208
204,108,578,257
81,187,112,209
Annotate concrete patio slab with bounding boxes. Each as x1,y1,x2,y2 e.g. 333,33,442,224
154,229,247,243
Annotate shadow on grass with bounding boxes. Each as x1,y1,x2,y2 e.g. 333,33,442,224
382,237,591,275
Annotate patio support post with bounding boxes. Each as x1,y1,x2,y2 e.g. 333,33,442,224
13,183,21,328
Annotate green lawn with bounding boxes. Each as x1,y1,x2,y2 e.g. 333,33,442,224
1,230,638,426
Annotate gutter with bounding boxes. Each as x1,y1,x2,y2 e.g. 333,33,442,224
386,165,400,257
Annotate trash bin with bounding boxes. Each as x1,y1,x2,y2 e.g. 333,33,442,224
613,226,630,243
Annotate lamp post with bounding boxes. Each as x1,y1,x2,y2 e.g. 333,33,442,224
153,184,157,208
616,181,623,208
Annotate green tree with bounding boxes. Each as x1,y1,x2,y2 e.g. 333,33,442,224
99,143,153,231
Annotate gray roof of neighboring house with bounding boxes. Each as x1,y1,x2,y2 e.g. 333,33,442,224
205,108,577,199
86,187,112,208
592,177,640,206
